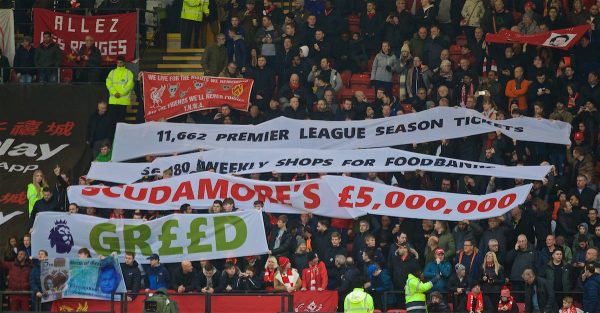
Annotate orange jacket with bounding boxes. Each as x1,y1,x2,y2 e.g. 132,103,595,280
505,79,530,111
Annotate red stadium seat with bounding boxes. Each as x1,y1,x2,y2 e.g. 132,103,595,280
386,310,406,313
456,34,468,46
348,14,360,34
351,73,371,87
517,302,525,313
341,70,352,88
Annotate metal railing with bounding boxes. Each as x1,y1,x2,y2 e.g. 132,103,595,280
3,66,122,85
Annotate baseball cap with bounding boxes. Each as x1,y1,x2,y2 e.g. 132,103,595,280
147,253,160,261
434,248,445,255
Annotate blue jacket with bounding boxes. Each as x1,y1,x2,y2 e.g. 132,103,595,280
455,250,484,281
368,269,395,304
13,44,36,75
29,260,42,294
584,273,600,313
423,260,452,292
226,36,249,69
145,264,170,290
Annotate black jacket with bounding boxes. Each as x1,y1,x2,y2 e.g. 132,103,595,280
216,272,238,292
29,197,59,229
13,45,36,75
457,293,494,313
234,275,262,291
171,267,198,292
86,111,116,144
268,229,293,258
197,269,221,290
524,277,556,313
388,253,419,289
120,261,141,299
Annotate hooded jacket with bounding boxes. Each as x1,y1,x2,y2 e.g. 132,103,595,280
120,260,141,298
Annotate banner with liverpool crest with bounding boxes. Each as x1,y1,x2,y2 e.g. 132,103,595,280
142,73,253,121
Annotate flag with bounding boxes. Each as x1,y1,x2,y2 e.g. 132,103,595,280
485,24,591,50
0,9,15,66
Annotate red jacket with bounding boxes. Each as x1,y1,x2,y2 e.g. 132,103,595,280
0,260,32,291
301,261,328,290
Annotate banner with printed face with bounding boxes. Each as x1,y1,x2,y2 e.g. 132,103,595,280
143,73,253,121
111,107,572,161
86,148,552,184
485,24,591,50
40,256,126,302
0,10,15,67
32,211,268,264
33,9,136,64
67,171,532,220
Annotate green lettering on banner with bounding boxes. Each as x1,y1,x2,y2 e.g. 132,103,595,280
158,220,183,255
186,217,212,253
123,224,152,256
89,223,120,255
214,216,247,251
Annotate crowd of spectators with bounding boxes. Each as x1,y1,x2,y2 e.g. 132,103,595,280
3,0,600,311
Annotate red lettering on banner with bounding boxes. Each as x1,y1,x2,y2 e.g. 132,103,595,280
172,181,194,201
275,186,291,204
254,185,278,204
10,120,43,136
0,192,27,205
149,186,172,204
45,121,75,136
303,183,320,209
81,187,100,196
102,186,123,198
231,183,254,201
123,186,148,201
198,179,228,199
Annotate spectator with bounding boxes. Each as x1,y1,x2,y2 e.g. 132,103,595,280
582,263,600,313
27,170,48,216
389,243,419,289
523,269,557,313
198,263,220,294
76,35,101,82
235,266,262,291
13,36,36,83
293,239,309,272
145,254,170,290
543,248,572,296
507,234,540,293
423,248,452,292
560,296,584,313
34,31,62,83
0,250,32,312
120,252,141,301
202,34,228,76
172,260,197,293
448,263,474,305
273,256,302,292
434,220,456,262
95,142,113,162
4,237,18,262
458,283,494,313
28,187,58,231
301,251,328,291
427,291,450,313
505,66,530,113
30,250,50,311
307,58,343,92
86,101,116,158
569,175,596,209
327,254,346,289
216,262,238,292
497,286,519,312
370,41,396,93
365,263,395,309
360,1,384,55
250,55,277,110
481,251,506,305
455,239,483,281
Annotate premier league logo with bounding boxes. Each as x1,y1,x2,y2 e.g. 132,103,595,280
48,220,74,254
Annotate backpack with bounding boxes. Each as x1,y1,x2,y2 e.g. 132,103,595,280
143,290,179,313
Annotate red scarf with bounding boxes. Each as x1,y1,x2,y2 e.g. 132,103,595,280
498,297,514,311
560,306,579,313
460,83,474,107
307,264,320,290
367,12,375,19
280,269,295,288
264,268,275,283
466,292,484,312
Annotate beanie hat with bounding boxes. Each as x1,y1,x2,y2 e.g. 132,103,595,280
574,131,585,141
579,223,589,232
307,251,318,261
299,46,309,58
278,256,290,269
401,42,410,53
455,263,466,273
367,264,378,278
297,237,306,246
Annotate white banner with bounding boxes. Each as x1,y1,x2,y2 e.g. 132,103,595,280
32,211,268,264
0,10,15,67
111,107,572,161
68,172,532,220
87,148,551,184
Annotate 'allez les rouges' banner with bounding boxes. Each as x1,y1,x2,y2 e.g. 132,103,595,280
0,85,100,241
33,9,136,64
142,73,253,121
32,211,268,264
111,107,571,161
67,171,532,220
86,148,552,184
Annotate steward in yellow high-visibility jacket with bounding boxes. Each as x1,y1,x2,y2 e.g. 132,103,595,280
105,56,134,106
181,0,210,22
344,276,374,313
405,267,439,313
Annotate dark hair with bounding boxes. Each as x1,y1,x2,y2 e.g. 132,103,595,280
78,248,91,256
42,187,52,193
43,31,52,37
125,251,135,258
223,197,235,206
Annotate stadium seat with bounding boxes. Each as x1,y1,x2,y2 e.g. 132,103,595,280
517,302,525,313
386,310,406,313
455,34,468,46
348,14,360,34
512,11,522,23
351,73,371,87
362,87,376,102
338,88,355,102
374,310,382,313
341,70,352,88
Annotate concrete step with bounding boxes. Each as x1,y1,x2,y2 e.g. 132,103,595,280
162,55,203,61
166,48,205,53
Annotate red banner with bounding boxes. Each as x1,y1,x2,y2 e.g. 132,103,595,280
485,24,591,50
142,73,253,121
51,291,336,312
33,8,136,65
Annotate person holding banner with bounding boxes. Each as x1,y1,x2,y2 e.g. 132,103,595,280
105,56,134,123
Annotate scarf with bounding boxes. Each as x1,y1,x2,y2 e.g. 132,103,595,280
460,83,474,107
367,11,375,18
466,292,484,312
560,306,579,313
324,8,333,16
568,92,579,108
515,77,524,90
276,269,298,289
263,268,275,283
307,264,320,290
498,297,514,311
